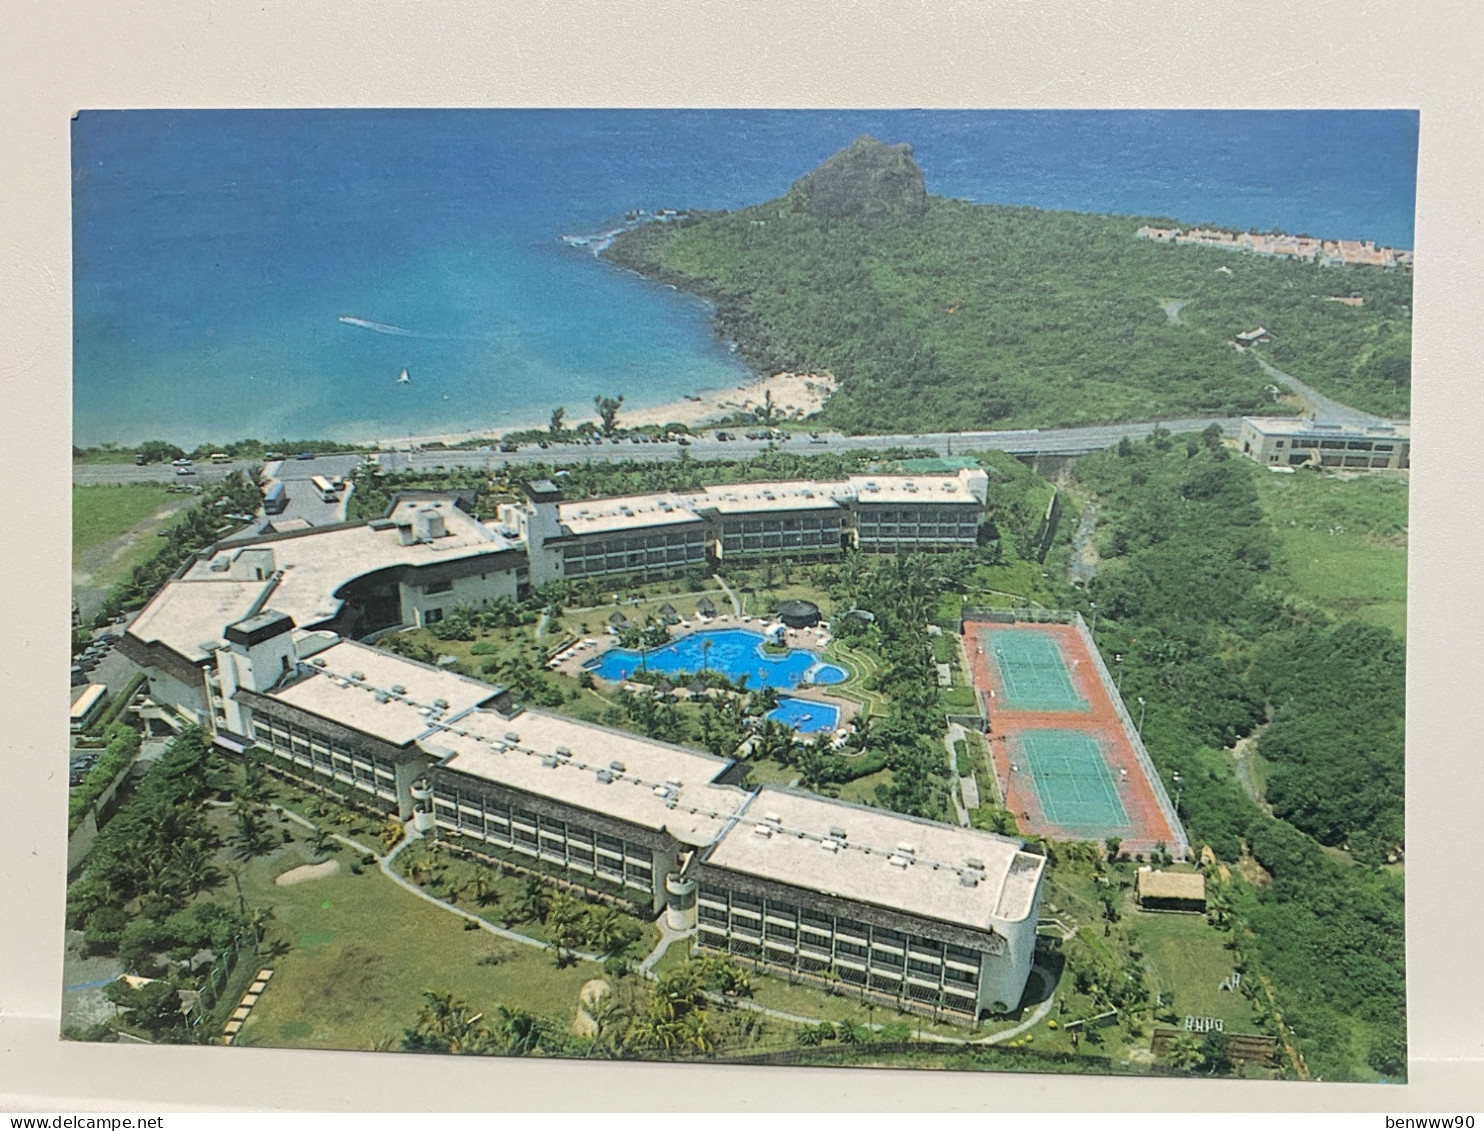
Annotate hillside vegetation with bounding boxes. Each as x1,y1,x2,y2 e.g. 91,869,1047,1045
604,142,1412,432
1072,435,1405,1079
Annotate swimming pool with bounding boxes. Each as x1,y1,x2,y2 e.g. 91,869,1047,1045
767,697,841,734
590,628,847,690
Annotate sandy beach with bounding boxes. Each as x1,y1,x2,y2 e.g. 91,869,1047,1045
369,370,837,450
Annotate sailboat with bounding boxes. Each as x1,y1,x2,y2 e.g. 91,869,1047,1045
397,368,411,385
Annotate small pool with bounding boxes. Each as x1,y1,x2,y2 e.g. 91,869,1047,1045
592,628,846,690
767,696,841,734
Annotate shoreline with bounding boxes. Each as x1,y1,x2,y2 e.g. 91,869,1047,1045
366,370,838,450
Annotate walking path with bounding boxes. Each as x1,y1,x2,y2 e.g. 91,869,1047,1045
712,574,744,616
944,722,971,827
1068,498,1100,588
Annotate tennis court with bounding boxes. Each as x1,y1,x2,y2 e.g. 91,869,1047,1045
985,628,1088,712
1015,729,1131,832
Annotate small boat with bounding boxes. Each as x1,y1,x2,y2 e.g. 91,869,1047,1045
397,368,411,385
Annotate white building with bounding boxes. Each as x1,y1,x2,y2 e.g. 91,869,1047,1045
1237,417,1410,471
111,472,1045,1020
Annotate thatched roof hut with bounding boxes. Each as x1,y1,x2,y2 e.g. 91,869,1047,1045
777,598,822,628
696,595,718,617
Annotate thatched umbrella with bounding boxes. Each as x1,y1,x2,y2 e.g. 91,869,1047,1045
696,595,718,617
609,611,629,627
657,602,678,624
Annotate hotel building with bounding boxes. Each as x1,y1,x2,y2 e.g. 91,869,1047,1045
112,469,1046,1019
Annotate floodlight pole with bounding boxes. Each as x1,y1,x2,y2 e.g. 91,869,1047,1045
1136,696,1147,737
1089,601,1098,637
1114,653,1125,694
1172,770,1183,815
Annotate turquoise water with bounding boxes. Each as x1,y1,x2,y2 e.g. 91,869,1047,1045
72,110,1419,447
591,628,846,689
767,697,841,734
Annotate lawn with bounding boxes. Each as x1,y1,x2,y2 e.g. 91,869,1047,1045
1253,470,1408,634
1126,906,1255,1030
72,484,191,585
232,837,605,1054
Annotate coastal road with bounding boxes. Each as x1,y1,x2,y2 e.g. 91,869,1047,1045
372,417,1242,475
73,419,1240,486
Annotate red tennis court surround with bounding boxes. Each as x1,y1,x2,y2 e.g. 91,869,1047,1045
964,616,1185,858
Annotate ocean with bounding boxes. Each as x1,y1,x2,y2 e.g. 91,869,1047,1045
71,110,1419,448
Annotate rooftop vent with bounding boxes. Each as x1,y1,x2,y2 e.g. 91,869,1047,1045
828,826,848,841
505,732,521,744
350,671,366,682
609,760,626,773
764,812,783,826
310,657,327,667
374,691,391,704
555,745,572,759
596,769,614,784
888,854,911,869
819,840,839,853
958,873,980,887
333,679,350,689
905,482,917,492
391,684,407,695
965,856,986,871
896,842,917,857
432,697,450,710
753,824,774,838
541,754,559,768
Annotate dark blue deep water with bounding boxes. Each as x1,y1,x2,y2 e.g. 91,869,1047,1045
72,110,1418,447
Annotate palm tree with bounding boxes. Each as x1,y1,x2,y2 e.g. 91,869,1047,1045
516,875,552,924
585,906,627,957
1167,1030,1205,1072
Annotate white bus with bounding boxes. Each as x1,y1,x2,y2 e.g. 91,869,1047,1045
310,474,339,503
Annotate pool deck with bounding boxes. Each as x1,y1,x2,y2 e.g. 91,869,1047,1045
549,614,858,737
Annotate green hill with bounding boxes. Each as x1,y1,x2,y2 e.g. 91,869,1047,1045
603,141,1412,434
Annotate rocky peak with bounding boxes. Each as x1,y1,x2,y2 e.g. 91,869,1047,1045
788,136,928,226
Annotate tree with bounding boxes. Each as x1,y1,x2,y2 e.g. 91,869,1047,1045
516,875,553,925
1104,836,1123,862
1167,1031,1204,1072
594,394,625,437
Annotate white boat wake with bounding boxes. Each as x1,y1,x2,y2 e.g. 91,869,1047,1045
338,315,419,337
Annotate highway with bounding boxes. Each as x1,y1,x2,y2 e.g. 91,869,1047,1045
72,419,1239,486
372,417,1240,475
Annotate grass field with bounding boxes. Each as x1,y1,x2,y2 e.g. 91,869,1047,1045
1127,907,1252,1029
1253,470,1408,635
72,484,191,586
233,837,604,1053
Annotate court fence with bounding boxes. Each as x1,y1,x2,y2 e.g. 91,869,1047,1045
1069,612,1189,860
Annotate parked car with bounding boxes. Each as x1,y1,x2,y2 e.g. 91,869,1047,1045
171,457,192,466
175,465,196,476
295,452,317,460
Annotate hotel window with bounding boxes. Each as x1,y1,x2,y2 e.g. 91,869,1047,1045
424,579,453,594
908,957,941,977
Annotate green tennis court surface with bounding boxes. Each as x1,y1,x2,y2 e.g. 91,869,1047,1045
987,629,1088,712
1020,730,1130,831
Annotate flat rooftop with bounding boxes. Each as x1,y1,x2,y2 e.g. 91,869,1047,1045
128,578,273,663
184,499,519,628
706,787,1044,931
1242,416,1410,440
267,640,501,747
557,493,708,538
846,473,984,506
429,708,750,847
700,481,847,515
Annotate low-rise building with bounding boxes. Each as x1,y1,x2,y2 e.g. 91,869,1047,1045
1238,416,1410,471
